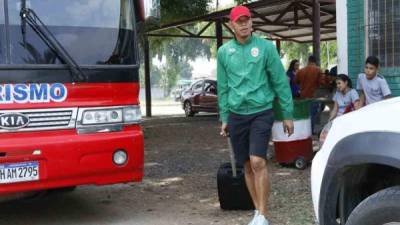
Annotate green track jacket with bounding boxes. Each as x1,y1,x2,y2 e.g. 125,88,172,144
217,35,293,123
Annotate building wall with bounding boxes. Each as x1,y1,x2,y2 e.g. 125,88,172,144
347,0,400,96
347,0,365,82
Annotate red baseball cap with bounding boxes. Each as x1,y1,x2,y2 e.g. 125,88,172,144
230,5,251,22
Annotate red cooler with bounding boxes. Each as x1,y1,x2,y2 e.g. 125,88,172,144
272,99,314,169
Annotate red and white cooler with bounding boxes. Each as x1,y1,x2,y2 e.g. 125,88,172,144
272,99,314,169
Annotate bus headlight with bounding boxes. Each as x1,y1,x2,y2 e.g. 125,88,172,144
123,106,142,123
78,105,142,126
82,109,123,125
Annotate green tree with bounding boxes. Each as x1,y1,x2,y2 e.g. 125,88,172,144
139,61,162,87
281,41,312,66
320,41,337,70
280,41,337,69
152,37,211,63
137,0,215,91
150,37,211,92
160,0,211,24
160,57,180,96
179,60,193,79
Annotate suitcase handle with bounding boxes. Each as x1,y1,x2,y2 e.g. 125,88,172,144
227,138,237,178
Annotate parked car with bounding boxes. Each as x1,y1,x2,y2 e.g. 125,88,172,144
181,79,218,117
311,97,400,225
170,79,193,101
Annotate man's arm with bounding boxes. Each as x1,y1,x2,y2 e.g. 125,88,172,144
319,68,328,87
353,100,361,110
329,102,338,121
359,91,366,107
356,74,365,107
381,79,392,99
351,89,361,110
265,43,294,135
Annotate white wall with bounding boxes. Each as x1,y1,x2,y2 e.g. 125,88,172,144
336,0,348,75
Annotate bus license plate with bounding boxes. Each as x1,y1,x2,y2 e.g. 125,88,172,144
0,162,39,184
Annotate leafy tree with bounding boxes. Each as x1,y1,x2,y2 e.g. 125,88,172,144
139,61,161,87
150,37,211,92
179,60,193,79
137,0,215,92
281,41,312,66
280,40,337,69
152,37,211,63
160,0,211,24
159,57,180,96
320,41,337,70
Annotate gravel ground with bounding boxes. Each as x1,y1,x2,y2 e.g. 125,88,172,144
0,114,318,225
140,114,318,225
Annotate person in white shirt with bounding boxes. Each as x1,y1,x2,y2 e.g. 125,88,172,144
329,74,361,121
357,56,391,106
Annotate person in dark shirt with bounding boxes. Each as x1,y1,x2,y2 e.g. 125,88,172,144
286,59,300,98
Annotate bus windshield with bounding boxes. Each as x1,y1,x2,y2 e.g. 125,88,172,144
1,0,137,66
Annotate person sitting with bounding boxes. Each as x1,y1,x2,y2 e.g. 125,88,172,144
357,56,391,106
329,74,361,121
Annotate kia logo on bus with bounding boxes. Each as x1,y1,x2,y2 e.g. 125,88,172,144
0,113,30,130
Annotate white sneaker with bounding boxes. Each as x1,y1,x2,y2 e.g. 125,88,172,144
248,210,259,225
253,215,269,225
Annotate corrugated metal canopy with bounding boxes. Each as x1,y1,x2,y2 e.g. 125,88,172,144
147,0,336,43
250,0,336,42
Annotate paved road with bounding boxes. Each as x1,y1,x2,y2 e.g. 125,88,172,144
141,102,184,116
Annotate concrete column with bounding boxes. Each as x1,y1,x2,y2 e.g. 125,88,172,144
336,0,348,74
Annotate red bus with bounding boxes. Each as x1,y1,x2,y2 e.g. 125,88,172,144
0,0,147,194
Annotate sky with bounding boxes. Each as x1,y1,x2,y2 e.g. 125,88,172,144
190,58,217,79
213,0,236,9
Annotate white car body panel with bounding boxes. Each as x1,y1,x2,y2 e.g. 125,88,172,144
311,97,400,222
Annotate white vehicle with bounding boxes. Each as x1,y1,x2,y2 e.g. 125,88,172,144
311,97,400,225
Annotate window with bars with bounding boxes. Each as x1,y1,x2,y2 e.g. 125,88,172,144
367,0,400,68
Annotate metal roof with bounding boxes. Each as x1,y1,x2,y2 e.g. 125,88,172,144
147,0,336,43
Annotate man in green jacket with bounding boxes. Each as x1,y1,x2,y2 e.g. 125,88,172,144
218,5,294,225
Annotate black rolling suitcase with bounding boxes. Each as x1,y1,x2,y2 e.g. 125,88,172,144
217,138,254,210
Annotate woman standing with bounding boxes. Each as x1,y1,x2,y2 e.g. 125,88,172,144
286,59,300,97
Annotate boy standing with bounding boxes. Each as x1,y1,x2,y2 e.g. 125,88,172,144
357,56,391,106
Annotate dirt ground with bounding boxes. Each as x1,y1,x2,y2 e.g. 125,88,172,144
0,114,318,225
139,114,318,225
